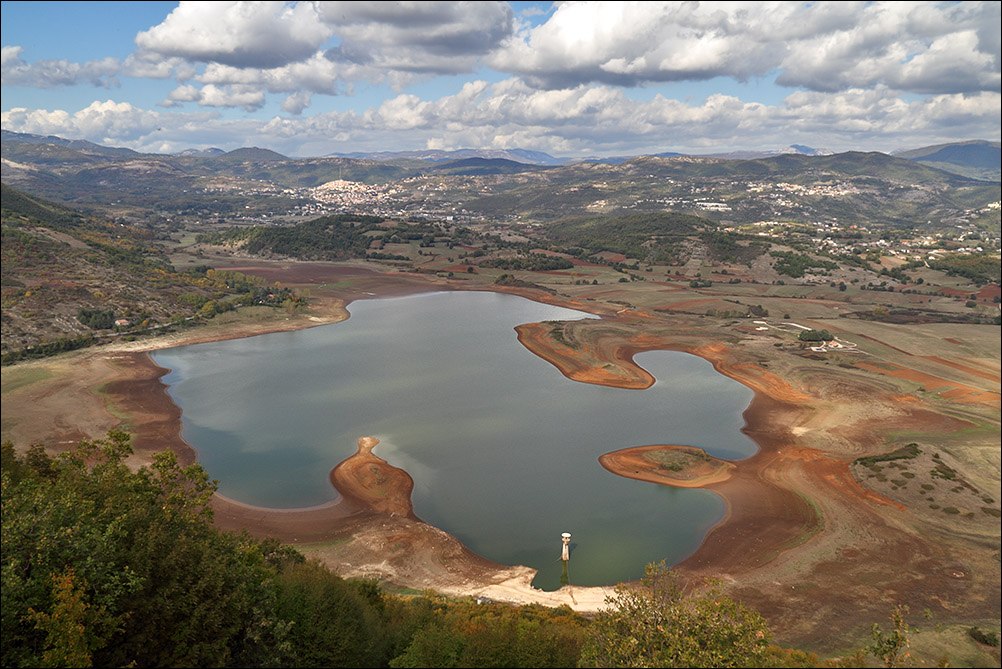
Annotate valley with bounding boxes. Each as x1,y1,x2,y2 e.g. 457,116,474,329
1,135,999,660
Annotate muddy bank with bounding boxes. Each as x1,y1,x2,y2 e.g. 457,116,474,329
4,264,997,649
599,444,735,488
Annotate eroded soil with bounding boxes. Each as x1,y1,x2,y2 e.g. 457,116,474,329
3,262,999,655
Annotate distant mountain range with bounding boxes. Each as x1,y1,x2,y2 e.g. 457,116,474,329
326,147,566,166
323,145,837,166
6,129,994,179
892,140,1000,181
0,129,141,160
2,129,998,232
174,147,226,158
321,140,998,179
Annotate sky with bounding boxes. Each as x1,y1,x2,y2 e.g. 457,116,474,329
1,1,1000,158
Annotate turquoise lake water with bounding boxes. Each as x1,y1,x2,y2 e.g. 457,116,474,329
152,291,757,590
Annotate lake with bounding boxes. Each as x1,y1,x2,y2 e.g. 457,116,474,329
152,291,757,590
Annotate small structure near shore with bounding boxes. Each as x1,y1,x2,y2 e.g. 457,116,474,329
561,532,571,561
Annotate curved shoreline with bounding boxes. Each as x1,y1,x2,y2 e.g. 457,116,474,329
6,266,997,649
114,290,818,584
514,332,827,576
598,444,736,488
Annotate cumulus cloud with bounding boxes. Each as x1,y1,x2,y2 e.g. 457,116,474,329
161,83,267,111
5,0,999,127
777,2,1001,94
124,1,514,109
196,52,347,95
130,0,512,86
3,81,998,157
135,1,332,68
156,52,349,110
281,91,313,114
490,1,1001,94
122,52,195,80
3,100,165,143
1,45,120,88
4,2,999,156
317,1,514,73
242,78,1002,156
165,84,201,104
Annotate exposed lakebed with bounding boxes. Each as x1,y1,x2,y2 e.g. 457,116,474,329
153,291,757,590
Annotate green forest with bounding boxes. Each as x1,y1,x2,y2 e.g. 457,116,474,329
0,432,948,668
197,215,385,261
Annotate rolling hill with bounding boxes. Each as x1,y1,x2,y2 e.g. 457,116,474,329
893,140,1000,181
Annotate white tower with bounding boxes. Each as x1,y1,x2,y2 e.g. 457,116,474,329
561,532,571,561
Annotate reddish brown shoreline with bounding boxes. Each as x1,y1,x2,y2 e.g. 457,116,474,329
598,444,735,488
105,310,819,579
509,319,997,646
12,267,997,651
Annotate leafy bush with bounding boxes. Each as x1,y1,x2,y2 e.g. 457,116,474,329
798,329,834,342
770,251,839,278
1,433,300,667
579,562,773,668
855,444,921,466
968,627,999,647
76,308,115,329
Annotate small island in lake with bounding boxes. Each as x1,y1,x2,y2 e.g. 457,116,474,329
599,444,735,488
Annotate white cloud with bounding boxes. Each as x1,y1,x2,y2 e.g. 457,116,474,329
166,84,201,103
160,82,266,112
246,78,1000,156
1,46,24,69
777,2,1001,94
490,2,799,88
1,45,120,88
895,30,1000,93
141,1,515,110
281,91,312,114
200,85,268,111
122,53,194,80
3,80,998,157
491,1,1001,94
317,1,513,73
3,100,167,143
196,52,346,95
135,1,332,68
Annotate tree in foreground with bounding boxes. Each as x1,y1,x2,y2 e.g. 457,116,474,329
388,598,585,668
579,561,776,668
1,432,303,667
1,433,588,668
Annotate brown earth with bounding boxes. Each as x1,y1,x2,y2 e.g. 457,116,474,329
854,360,1001,409
331,437,415,518
921,355,1001,383
3,261,999,655
598,445,735,487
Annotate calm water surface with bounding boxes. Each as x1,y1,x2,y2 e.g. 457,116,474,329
153,291,757,590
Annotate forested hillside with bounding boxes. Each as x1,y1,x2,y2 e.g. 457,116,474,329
1,185,300,361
